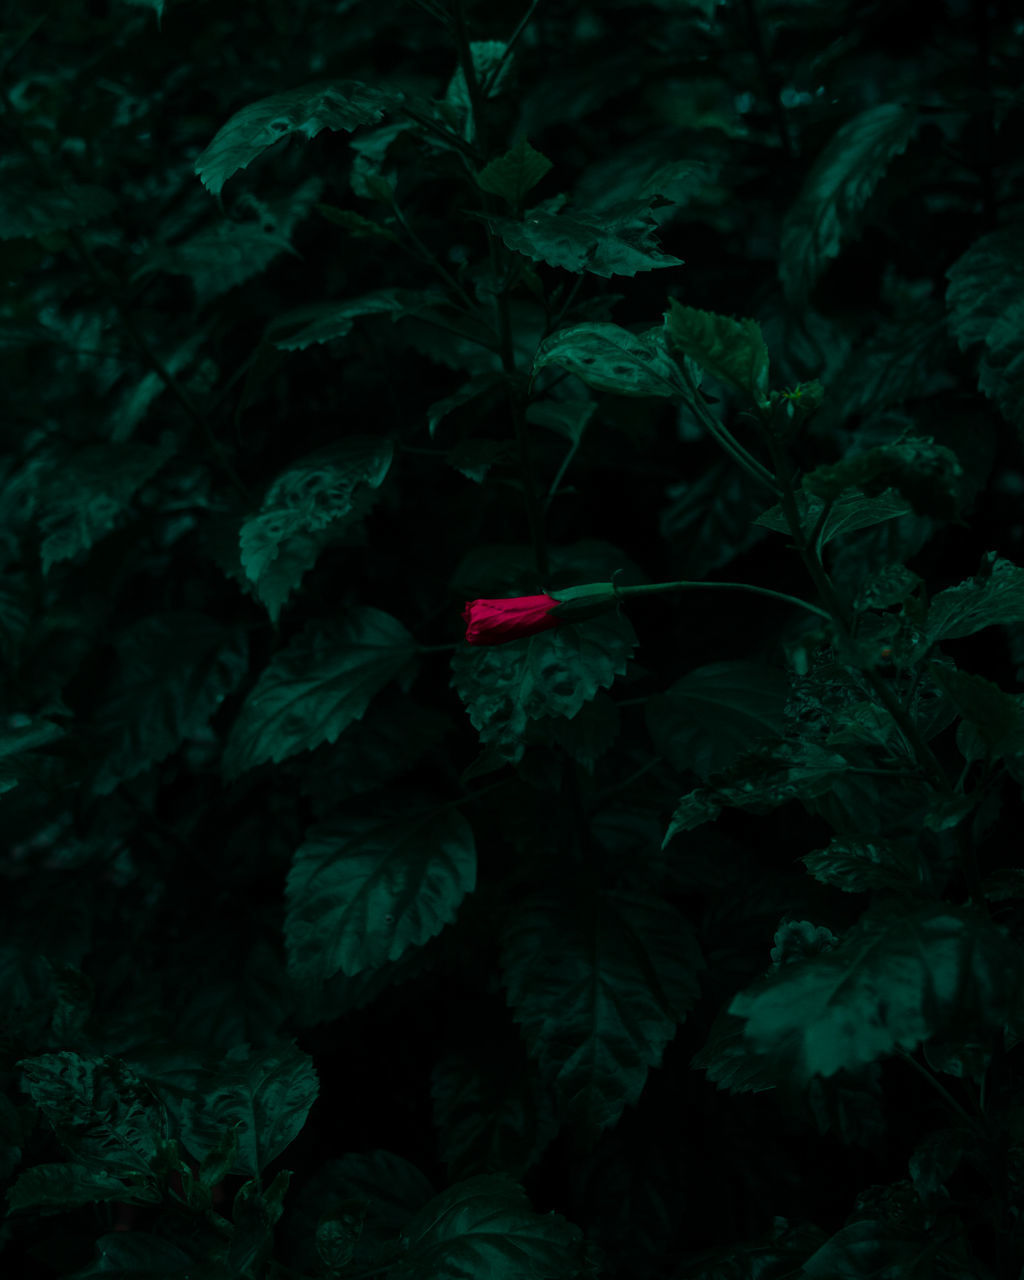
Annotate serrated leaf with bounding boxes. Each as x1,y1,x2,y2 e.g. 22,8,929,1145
177,1043,316,1179
451,609,637,765
481,196,684,279
947,224,1024,350
427,372,507,439
266,287,442,351
35,439,173,573
663,298,770,399
391,1173,584,1280
924,552,1024,645
64,1234,195,1277
475,137,553,206
16,1053,164,1184
285,807,476,983
926,662,1024,760
690,1008,778,1094
431,1014,559,1180
781,103,918,300
800,837,929,895
316,204,400,243
238,437,393,621
646,660,789,779
728,903,1023,1084
801,433,964,522
501,887,703,1137
753,486,915,550
222,607,417,778
533,322,687,398
90,612,248,794
662,742,850,848
195,80,400,196
6,1163,137,1214
0,172,115,240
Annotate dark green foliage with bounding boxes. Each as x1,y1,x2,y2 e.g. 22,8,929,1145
4,1,1024,1278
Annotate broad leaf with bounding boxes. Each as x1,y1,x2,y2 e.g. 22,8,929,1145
0,170,115,240
800,836,932,895
391,1174,585,1280
451,609,638,765
285,807,476,982
663,298,770,399
238,436,393,621
533,322,687,398
480,196,684,279
179,1042,318,1178
924,552,1024,645
662,741,851,848
728,903,1023,1084
195,80,400,196
926,662,1024,761
222,607,417,778
266,288,445,352
501,886,703,1136
33,439,174,573
646,660,789,779
16,1053,164,1184
801,433,964,522
754,486,915,550
6,1163,139,1214
90,612,248,794
780,104,918,300
475,137,553,207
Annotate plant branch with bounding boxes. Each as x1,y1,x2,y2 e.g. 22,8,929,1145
479,0,546,98
679,362,781,497
614,579,830,621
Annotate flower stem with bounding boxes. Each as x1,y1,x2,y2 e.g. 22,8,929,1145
679,361,781,497
614,580,831,621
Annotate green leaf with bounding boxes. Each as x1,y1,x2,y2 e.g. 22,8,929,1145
0,171,115,240
315,204,401,243
926,662,1024,761
690,1009,779,1094
431,1012,559,1181
444,42,513,142
924,552,1024,645
645,660,789,780
801,433,964,522
780,103,918,300
728,903,1023,1084
266,287,443,351
800,837,931,895
753,487,915,550
222,607,417,778
179,1042,317,1178
480,196,684,279
238,436,393,621
947,224,1024,349
90,612,248,794
501,886,703,1137
533,323,687,398
64,1234,195,1277
389,1173,586,1280
427,372,507,439
195,80,400,196
6,1163,136,1214
285,807,476,983
662,742,851,848
35,439,173,573
451,609,638,765
474,138,554,207
662,298,770,399
16,1053,164,1184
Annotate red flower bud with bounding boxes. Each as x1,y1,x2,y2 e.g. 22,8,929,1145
462,583,621,646
462,595,561,646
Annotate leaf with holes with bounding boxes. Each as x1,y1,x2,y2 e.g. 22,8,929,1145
195,81,401,196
